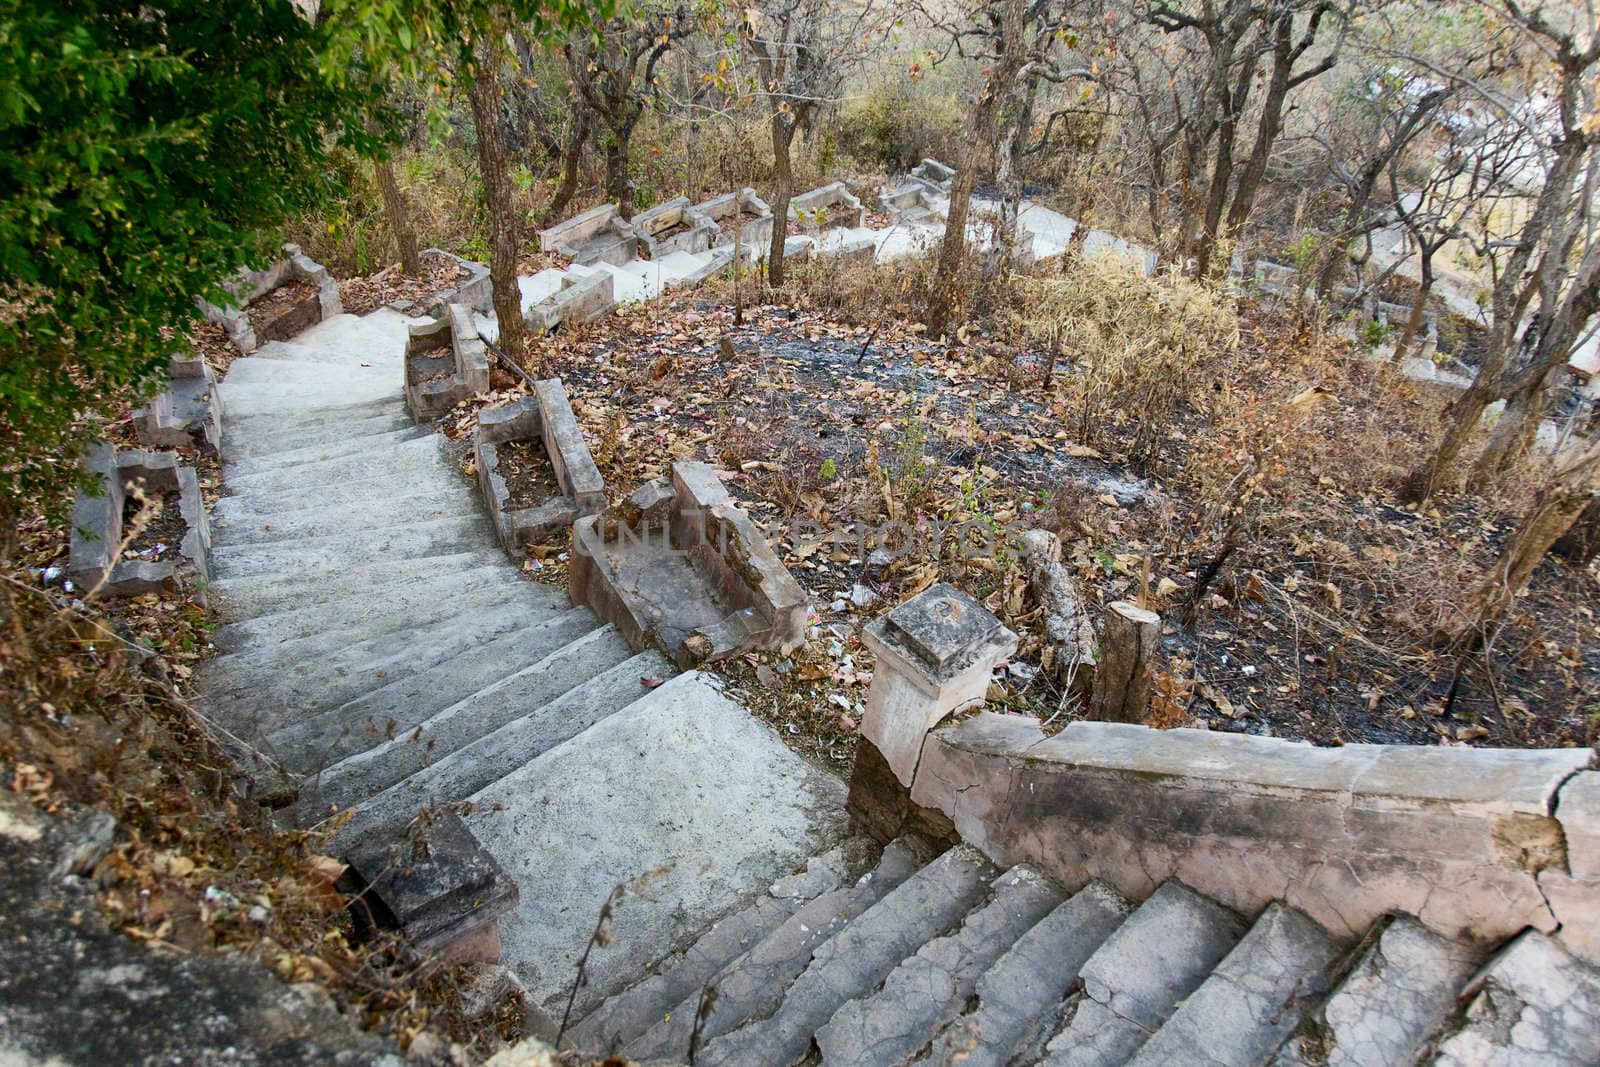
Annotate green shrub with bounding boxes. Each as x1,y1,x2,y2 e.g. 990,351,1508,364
836,76,965,173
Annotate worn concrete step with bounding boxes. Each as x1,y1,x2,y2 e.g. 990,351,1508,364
815,865,1065,1067
264,610,617,819
1271,916,1478,1067
325,647,674,847
212,515,495,580
219,433,451,493
210,486,477,548
218,361,399,417
568,839,884,1057
224,423,431,479
211,567,538,652
623,838,927,1063
290,308,412,351
253,603,598,764
247,337,404,367
696,845,996,1067
1130,903,1341,1067
301,624,638,812
210,476,447,527
223,402,412,459
200,599,571,748
922,882,1129,1067
210,466,472,521
1038,881,1247,1067
1431,929,1600,1067
468,672,850,1021
210,549,506,622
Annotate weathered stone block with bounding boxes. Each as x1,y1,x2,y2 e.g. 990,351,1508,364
538,203,637,266
416,248,492,316
404,303,490,420
472,381,605,558
860,584,1019,787
569,461,809,667
906,714,1594,946
632,196,718,259
134,357,223,454
340,810,518,963
693,187,775,251
67,444,212,603
525,270,615,334
196,243,340,356
789,182,865,232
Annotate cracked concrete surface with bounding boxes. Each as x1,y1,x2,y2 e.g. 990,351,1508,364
1433,929,1600,1066
813,865,1062,1066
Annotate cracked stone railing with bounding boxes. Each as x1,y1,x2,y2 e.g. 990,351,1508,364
198,243,341,355
848,584,1600,960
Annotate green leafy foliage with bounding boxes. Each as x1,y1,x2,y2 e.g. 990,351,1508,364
0,0,390,513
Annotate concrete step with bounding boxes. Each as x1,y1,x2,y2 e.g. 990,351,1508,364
210,549,506,622
258,604,599,770
622,838,927,1063
218,360,399,417
219,433,451,494
696,845,996,1067
224,423,431,480
1431,929,1600,1067
247,337,402,367
211,567,540,651
305,625,639,814
290,308,412,351
210,485,474,547
815,865,1064,1067
210,466,470,520
467,672,849,1021
325,647,673,848
199,598,571,747
568,841,873,1058
921,882,1129,1067
1037,881,1247,1067
1271,916,1478,1067
1130,903,1341,1067
222,402,412,459
212,515,496,580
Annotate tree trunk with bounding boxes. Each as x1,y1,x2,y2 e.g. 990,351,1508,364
544,110,589,225
1403,384,1493,502
1391,266,1432,365
468,40,528,365
1088,601,1161,723
1454,441,1600,638
979,86,1032,301
1470,373,1549,488
1551,493,1600,565
602,134,633,220
925,157,978,339
375,158,422,276
766,117,795,288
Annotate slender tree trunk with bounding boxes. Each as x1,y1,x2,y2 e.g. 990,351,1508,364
544,110,589,225
1454,440,1600,638
979,90,1030,302
1552,493,1600,565
1471,374,1549,487
1392,258,1435,364
375,158,422,276
766,117,795,288
926,154,979,339
602,134,633,220
469,40,528,364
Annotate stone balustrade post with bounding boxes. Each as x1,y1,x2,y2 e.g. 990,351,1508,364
859,584,1019,788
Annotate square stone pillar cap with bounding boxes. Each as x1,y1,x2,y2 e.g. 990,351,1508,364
865,583,1018,686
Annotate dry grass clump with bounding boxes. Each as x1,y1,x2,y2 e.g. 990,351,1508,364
1022,258,1240,467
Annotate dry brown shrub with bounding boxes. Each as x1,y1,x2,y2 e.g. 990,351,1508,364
1022,258,1240,468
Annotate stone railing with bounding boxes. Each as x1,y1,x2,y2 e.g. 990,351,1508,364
133,353,223,455
68,444,212,603
198,243,341,355
693,187,775,252
848,584,1600,961
403,304,489,420
472,380,606,558
525,269,616,333
570,461,809,667
631,196,719,259
789,182,865,233
537,203,637,266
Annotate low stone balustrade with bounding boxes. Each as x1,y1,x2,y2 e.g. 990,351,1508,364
403,304,489,420
473,380,606,559
133,353,223,455
538,203,637,266
790,182,865,233
68,443,212,603
570,461,809,668
631,196,719,259
198,243,341,355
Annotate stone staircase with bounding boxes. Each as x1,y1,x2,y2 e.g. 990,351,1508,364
199,307,847,1019
196,305,1600,1067
564,836,1600,1066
